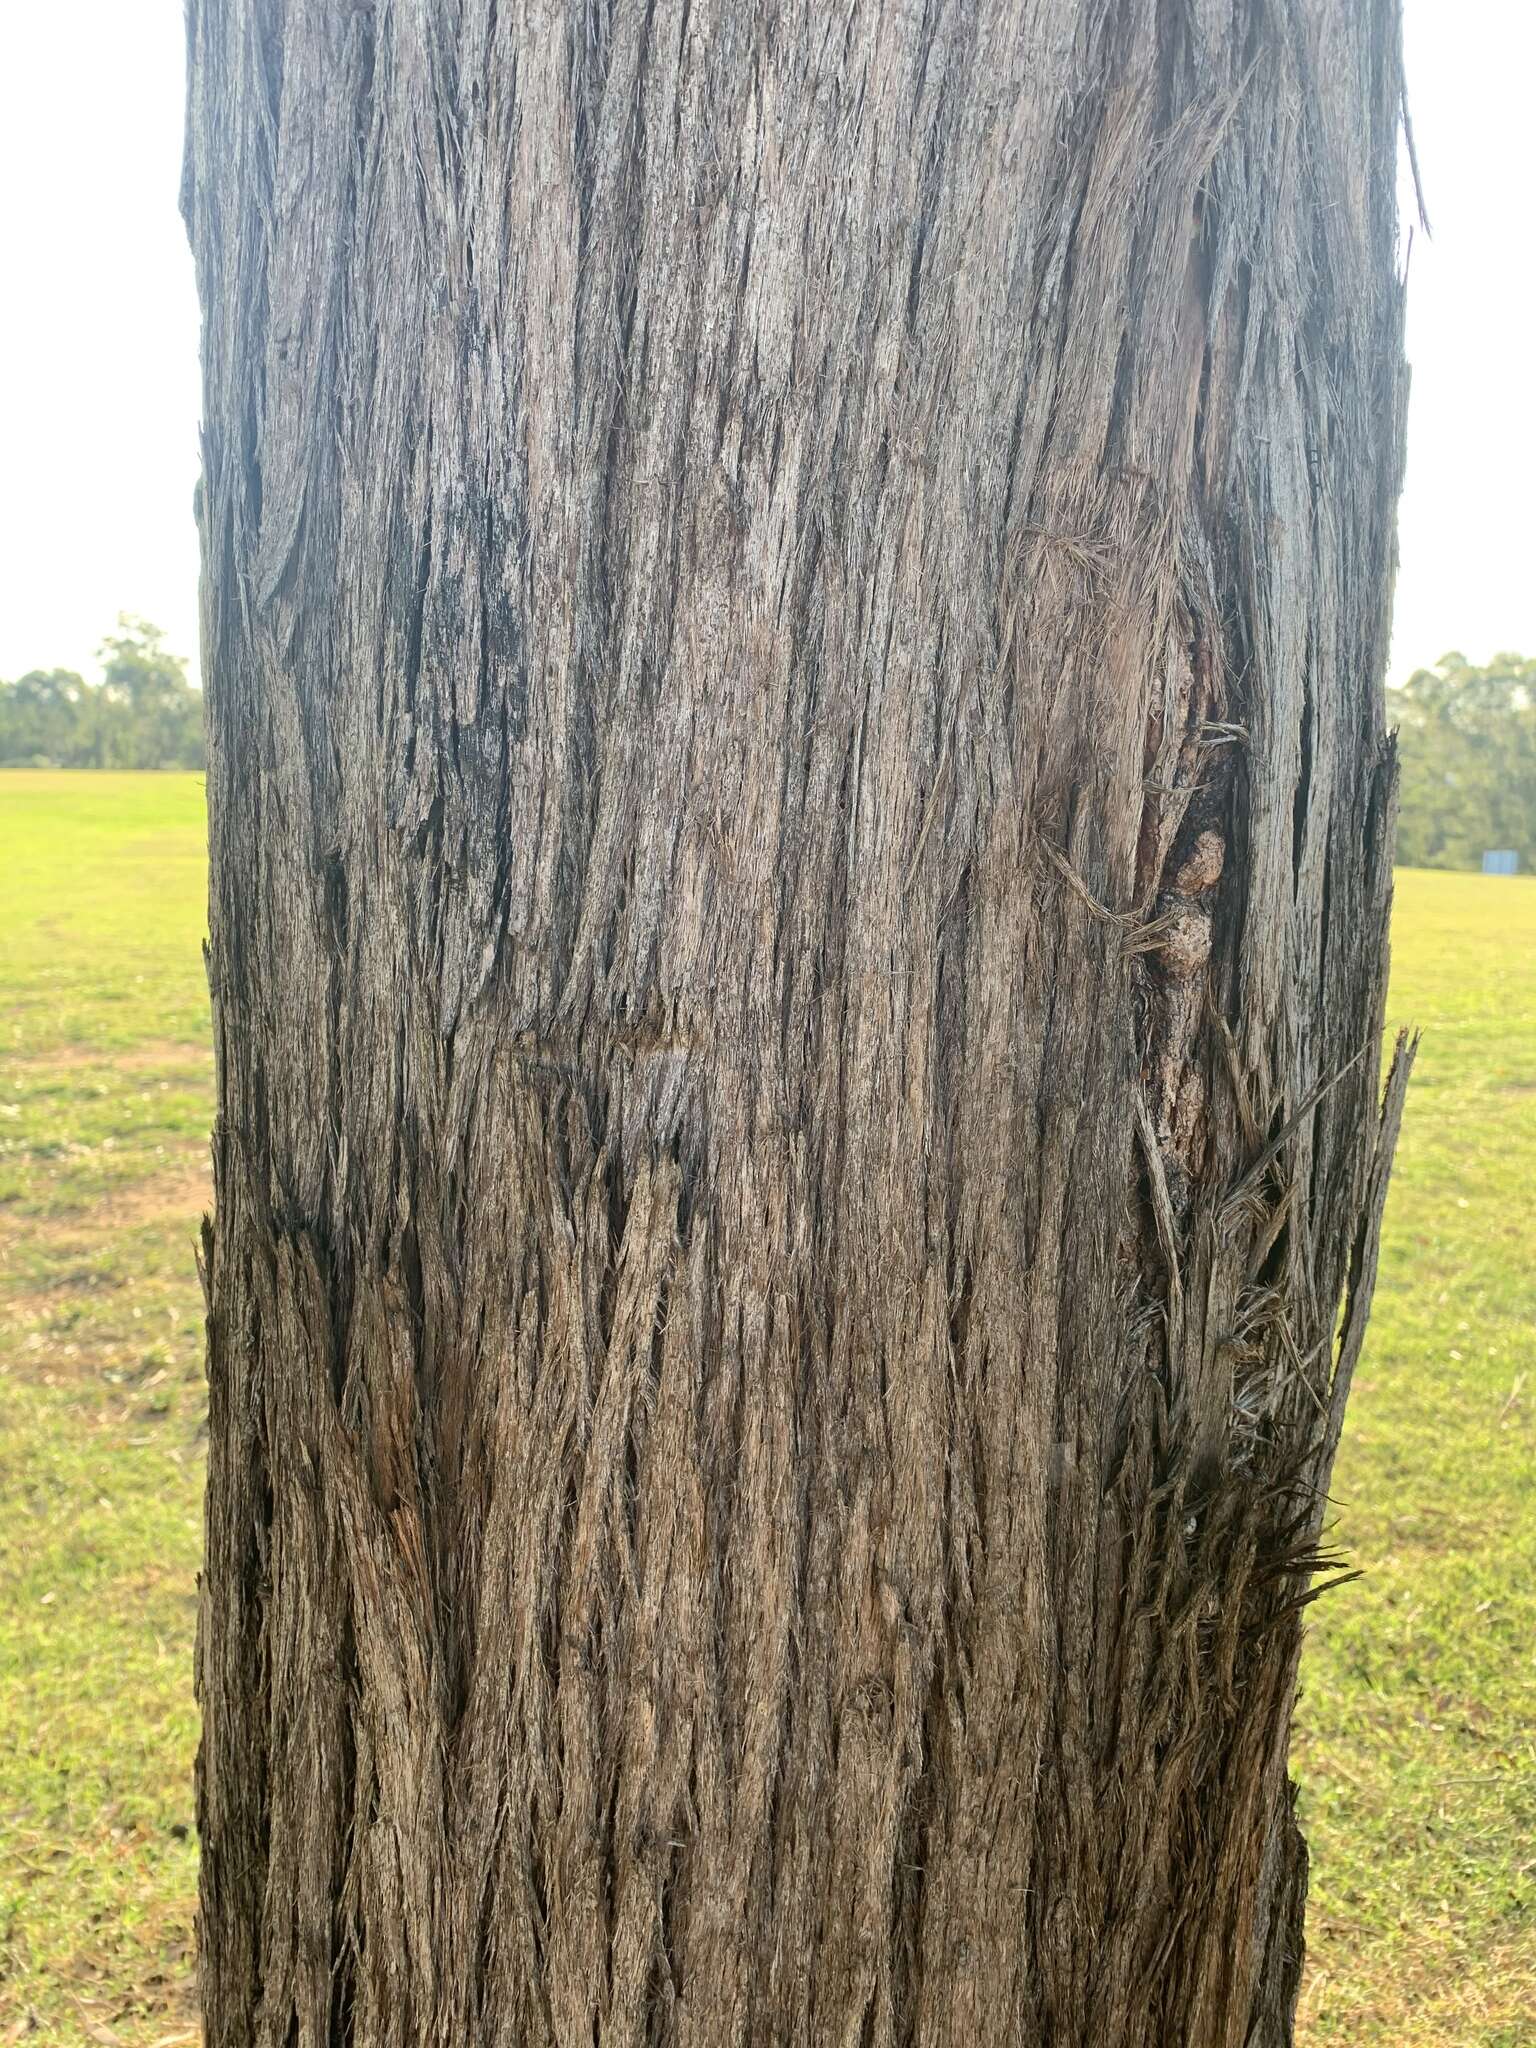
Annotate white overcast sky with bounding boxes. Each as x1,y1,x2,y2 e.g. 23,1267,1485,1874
0,2,1529,688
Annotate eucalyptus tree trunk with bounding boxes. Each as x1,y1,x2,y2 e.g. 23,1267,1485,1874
184,2,1410,2042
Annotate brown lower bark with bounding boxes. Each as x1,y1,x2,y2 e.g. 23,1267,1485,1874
184,2,1411,2041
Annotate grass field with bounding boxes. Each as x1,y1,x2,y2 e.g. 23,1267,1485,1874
1,771,1532,2046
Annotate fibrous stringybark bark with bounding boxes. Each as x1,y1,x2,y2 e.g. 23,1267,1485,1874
184,3,1412,2042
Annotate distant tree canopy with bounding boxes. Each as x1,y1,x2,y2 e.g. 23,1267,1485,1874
0,617,203,771
1393,653,1536,873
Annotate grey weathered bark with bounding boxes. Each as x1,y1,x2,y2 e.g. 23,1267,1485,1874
184,3,1412,2043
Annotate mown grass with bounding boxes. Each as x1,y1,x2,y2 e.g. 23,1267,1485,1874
1,773,209,2047
0,771,1531,2045
1293,869,1536,2047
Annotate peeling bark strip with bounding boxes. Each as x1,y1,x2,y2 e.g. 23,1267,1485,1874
184,3,1410,2042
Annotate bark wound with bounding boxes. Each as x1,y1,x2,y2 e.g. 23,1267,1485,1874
185,3,1411,2043
1136,628,1230,1199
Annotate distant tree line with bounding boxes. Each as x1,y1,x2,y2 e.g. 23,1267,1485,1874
1393,653,1536,872
0,618,203,770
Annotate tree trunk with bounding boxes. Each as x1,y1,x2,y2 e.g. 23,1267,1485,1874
184,3,1411,2042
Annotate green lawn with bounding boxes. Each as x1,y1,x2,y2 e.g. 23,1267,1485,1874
1292,870,1536,2046
0,772,1531,2045
1,773,209,2047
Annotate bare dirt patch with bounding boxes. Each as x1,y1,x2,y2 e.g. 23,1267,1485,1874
4,1039,212,1078
102,1162,212,1232
1,1163,211,1384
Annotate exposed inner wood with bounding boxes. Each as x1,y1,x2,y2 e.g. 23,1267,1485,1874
184,3,1411,2042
